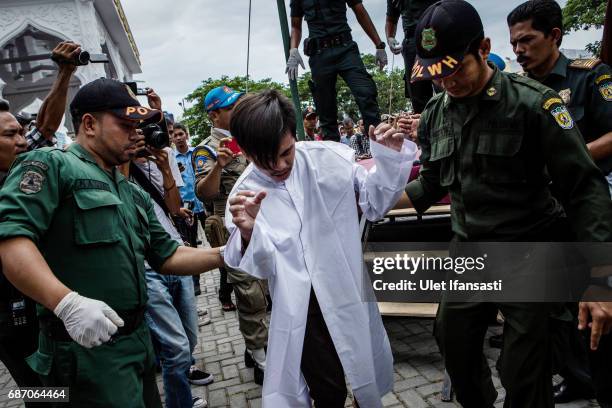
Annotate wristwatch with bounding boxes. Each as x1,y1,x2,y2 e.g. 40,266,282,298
376,41,386,50
590,275,612,289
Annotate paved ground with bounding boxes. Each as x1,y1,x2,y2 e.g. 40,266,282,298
0,269,600,408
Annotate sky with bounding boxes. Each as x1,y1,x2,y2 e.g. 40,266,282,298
121,0,603,120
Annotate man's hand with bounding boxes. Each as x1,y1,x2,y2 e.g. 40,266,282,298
146,88,162,111
376,48,388,70
578,299,612,350
54,292,124,348
397,114,420,143
146,146,171,174
387,37,402,55
229,190,267,242
51,41,81,72
216,138,236,168
286,48,305,81
369,122,406,152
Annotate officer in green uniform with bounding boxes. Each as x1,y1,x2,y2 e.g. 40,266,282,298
507,1,612,404
0,78,225,408
195,86,269,385
385,0,436,113
287,0,388,141
396,1,612,407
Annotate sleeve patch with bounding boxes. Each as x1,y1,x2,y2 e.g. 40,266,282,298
598,82,612,102
550,105,574,130
543,97,563,110
19,170,45,194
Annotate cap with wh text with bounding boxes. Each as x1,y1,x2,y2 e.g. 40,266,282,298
70,78,162,122
411,0,484,82
204,86,244,113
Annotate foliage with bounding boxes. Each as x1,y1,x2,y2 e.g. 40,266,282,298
181,54,410,145
562,0,607,56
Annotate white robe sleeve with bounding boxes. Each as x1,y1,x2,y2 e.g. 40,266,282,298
224,211,276,280
354,139,417,221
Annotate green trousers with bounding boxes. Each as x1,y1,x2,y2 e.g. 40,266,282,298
435,301,555,408
308,41,380,141
27,322,161,408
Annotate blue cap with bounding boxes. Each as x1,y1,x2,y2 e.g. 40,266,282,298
488,53,506,71
204,86,244,112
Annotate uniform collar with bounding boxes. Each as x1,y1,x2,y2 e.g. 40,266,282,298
528,53,568,80
175,146,194,156
68,143,126,183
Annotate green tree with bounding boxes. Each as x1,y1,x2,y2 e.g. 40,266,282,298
181,76,289,146
181,55,410,145
562,0,607,56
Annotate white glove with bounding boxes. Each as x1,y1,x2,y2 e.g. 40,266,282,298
54,292,124,349
286,48,305,81
387,37,402,55
376,48,388,70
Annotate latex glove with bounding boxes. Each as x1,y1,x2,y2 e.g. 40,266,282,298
387,37,402,55
286,48,305,81
376,48,388,70
54,292,124,348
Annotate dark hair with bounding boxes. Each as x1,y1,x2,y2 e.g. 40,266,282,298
0,99,9,112
174,122,188,135
507,0,563,47
71,111,103,133
230,89,296,170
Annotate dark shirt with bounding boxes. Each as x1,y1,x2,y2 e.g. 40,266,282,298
405,67,612,241
386,0,436,40
531,54,612,173
290,0,362,39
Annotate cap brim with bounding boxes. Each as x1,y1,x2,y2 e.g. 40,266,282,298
410,52,464,82
304,112,317,119
217,92,244,110
110,106,163,122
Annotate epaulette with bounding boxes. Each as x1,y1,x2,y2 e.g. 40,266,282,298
568,58,601,70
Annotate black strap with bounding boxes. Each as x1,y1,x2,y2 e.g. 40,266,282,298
129,162,170,217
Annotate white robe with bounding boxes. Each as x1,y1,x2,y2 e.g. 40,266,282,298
225,140,417,407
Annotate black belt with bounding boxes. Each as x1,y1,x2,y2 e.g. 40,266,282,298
310,32,352,52
40,307,146,343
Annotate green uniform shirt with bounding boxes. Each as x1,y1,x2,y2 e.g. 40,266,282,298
532,54,612,173
386,0,436,40
194,128,248,216
405,67,612,241
290,0,361,40
0,143,179,318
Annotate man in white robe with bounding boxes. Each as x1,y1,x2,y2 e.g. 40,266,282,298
223,90,418,407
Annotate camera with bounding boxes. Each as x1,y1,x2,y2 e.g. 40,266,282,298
124,81,149,96
136,116,170,157
51,51,109,66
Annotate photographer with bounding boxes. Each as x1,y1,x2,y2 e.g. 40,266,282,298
126,88,211,408
0,78,226,407
0,109,44,408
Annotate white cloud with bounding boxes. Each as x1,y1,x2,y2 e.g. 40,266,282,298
121,0,603,119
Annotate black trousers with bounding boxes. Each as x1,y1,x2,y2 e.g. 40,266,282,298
0,324,45,408
300,288,348,407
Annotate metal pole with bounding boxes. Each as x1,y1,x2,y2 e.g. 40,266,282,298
276,0,305,141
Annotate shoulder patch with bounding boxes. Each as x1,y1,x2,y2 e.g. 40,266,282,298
21,160,49,172
550,105,574,130
568,58,601,70
599,81,612,102
19,170,45,194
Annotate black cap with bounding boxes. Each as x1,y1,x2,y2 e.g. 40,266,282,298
411,0,483,82
302,106,317,119
70,78,162,122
